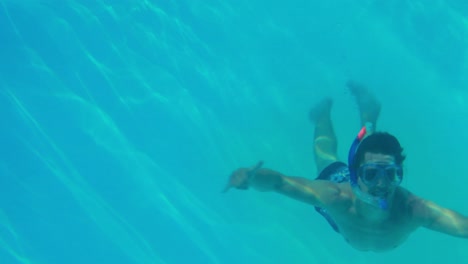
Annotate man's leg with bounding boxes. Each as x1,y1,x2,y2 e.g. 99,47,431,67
309,98,338,174
310,98,343,233
347,80,381,129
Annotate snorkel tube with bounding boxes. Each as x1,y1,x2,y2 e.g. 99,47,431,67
348,123,389,210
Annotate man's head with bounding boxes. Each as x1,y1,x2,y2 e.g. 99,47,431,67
352,132,405,170
352,132,406,199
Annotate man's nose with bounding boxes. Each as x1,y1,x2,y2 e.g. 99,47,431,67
375,174,390,187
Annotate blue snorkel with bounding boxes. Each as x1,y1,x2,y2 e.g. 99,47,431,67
348,123,389,210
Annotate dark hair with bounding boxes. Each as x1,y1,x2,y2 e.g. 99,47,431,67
352,132,406,170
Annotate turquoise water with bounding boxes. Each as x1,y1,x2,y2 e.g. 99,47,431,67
1,0,468,263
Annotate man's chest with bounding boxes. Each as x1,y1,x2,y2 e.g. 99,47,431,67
332,207,416,251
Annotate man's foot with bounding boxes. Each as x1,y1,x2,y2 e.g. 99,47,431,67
347,80,381,126
309,97,333,124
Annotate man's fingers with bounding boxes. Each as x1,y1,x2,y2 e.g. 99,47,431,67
223,162,262,194
221,183,231,193
251,161,263,173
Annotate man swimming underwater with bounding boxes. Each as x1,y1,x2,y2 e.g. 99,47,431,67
223,81,468,252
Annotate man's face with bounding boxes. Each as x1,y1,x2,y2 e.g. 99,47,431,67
357,152,400,199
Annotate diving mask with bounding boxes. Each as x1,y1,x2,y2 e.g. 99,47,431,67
358,163,403,187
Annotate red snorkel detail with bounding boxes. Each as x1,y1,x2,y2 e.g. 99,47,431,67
357,126,367,140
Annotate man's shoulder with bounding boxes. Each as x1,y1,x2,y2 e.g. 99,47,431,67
395,187,429,223
395,187,418,209
324,182,354,209
396,187,422,206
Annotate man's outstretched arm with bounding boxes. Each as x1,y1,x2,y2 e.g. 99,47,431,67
223,161,342,208
413,197,468,238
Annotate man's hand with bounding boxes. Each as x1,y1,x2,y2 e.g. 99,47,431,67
222,161,263,193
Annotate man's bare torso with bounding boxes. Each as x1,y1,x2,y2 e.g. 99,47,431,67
326,183,420,251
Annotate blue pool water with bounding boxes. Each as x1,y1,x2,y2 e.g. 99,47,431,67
1,1,467,263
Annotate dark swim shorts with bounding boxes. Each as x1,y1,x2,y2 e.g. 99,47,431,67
314,161,350,233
